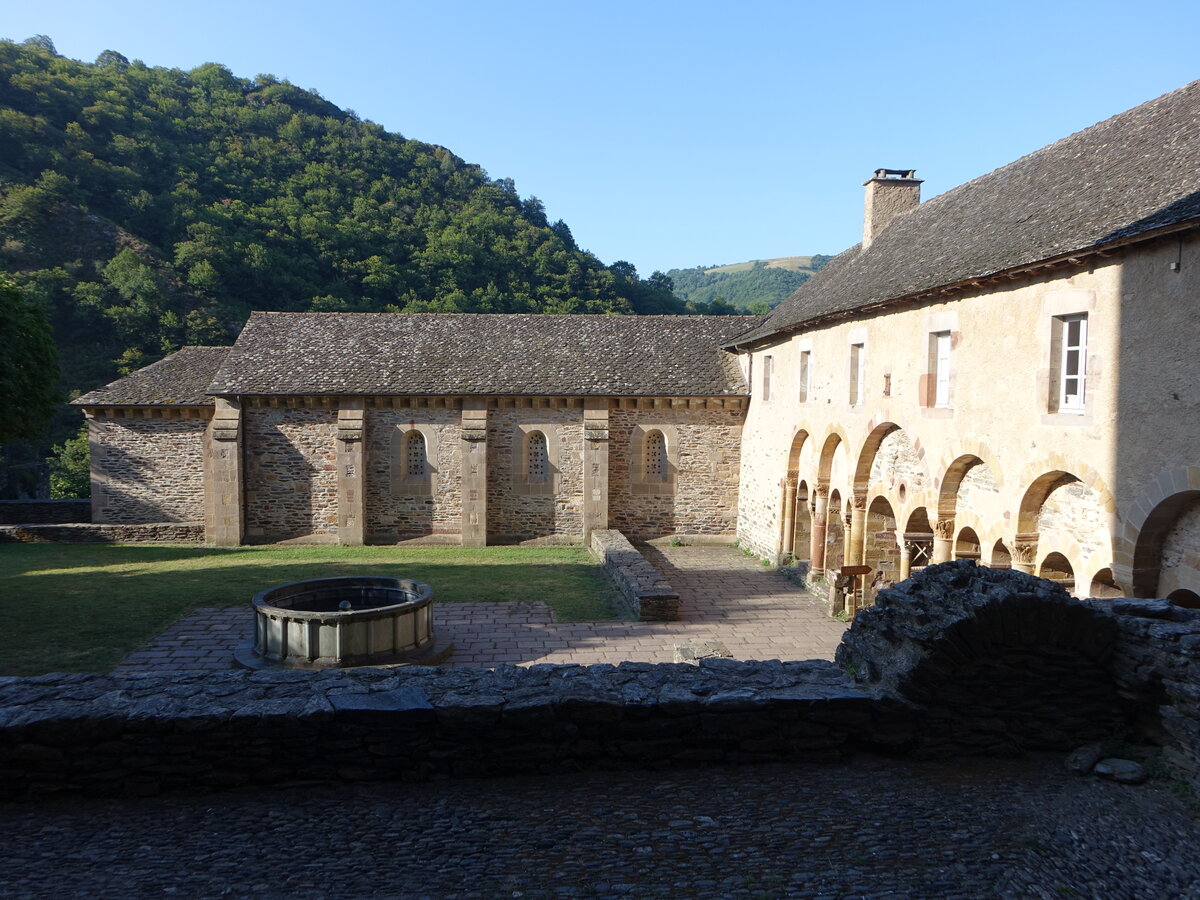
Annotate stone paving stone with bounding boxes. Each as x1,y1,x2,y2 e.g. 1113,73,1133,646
112,545,847,674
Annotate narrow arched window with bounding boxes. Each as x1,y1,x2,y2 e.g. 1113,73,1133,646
645,430,667,483
528,431,549,482
404,431,427,478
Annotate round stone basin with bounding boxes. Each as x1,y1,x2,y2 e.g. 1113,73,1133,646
234,576,451,669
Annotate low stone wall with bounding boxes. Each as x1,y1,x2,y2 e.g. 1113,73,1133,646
0,522,204,544
590,529,679,620
0,500,91,525
0,660,903,799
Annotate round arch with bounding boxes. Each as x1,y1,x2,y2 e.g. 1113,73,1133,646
1130,488,1200,598
854,422,901,501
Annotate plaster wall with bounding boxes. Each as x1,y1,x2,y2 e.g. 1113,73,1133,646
89,413,208,524
736,245,1183,588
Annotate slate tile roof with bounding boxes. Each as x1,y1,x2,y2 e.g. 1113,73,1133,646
73,346,231,407
733,80,1200,346
206,313,750,397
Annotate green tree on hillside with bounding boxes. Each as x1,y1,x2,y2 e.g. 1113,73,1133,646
0,277,60,443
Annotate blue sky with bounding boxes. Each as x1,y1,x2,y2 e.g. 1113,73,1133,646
5,1,1199,275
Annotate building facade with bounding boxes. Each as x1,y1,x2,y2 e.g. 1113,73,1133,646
75,81,1200,605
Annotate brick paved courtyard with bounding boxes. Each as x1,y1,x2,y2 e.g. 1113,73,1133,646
113,545,847,674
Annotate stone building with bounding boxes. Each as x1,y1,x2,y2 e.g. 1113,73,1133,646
74,315,749,547
75,80,1200,604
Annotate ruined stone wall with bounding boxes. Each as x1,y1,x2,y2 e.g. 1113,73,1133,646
90,413,208,524
487,407,585,540
1038,480,1106,565
868,429,927,495
243,406,338,540
609,405,743,540
956,463,999,519
364,407,462,540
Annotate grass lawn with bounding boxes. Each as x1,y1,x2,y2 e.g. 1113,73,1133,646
0,543,621,676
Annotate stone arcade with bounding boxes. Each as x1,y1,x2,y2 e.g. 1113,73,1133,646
72,80,1200,605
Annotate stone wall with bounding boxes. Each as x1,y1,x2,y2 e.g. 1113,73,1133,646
364,407,462,540
0,522,204,543
90,414,208,524
590,529,679,620
0,660,888,800
609,406,743,540
0,500,90,524
488,408,585,540
244,406,339,540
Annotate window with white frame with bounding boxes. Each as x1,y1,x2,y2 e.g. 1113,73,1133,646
849,343,865,406
930,330,951,408
798,350,810,403
762,355,773,401
1057,313,1088,412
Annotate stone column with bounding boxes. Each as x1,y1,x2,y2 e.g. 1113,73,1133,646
582,399,609,539
336,400,365,545
897,540,912,580
780,474,797,563
460,401,488,547
1013,533,1039,574
205,398,243,547
933,518,954,563
848,496,867,566
810,486,829,575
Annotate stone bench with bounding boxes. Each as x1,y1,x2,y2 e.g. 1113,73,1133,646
590,529,680,621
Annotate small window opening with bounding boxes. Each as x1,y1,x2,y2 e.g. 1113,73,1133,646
645,430,668,483
528,431,549,482
405,431,427,477
798,350,811,403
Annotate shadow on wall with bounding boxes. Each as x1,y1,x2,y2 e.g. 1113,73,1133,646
837,560,1133,756
1112,220,1200,600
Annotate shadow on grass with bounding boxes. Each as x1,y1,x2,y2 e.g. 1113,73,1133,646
0,546,622,676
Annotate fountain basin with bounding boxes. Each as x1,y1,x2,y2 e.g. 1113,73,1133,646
234,576,451,669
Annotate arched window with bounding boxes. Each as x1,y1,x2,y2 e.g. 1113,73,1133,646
404,430,427,478
645,430,668,483
528,431,549,482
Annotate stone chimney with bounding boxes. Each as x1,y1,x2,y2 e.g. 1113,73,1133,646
862,169,922,248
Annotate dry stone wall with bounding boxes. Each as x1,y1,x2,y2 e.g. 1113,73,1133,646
608,406,743,539
364,408,462,540
91,415,208,524
0,501,90,524
244,406,339,539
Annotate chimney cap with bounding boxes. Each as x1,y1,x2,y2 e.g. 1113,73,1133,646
867,168,922,183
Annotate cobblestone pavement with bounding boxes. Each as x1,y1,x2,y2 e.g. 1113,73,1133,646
1,754,1197,899
113,545,847,674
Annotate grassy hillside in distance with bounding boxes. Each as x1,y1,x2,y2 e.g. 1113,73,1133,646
666,255,833,312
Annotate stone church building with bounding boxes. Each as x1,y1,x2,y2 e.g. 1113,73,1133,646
76,80,1200,604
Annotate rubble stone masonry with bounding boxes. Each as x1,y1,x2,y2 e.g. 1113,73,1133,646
487,407,584,540
608,405,743,540
90,413,208,524
243,405,339,539
364,406,463,540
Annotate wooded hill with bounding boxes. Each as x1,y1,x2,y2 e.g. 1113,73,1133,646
0,37,738,430
665,255,833,313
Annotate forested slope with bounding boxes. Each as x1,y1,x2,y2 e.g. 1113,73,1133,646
0,36,715,412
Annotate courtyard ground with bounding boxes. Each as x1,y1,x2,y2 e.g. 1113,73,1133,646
110,544,848,673
0,543,618,676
